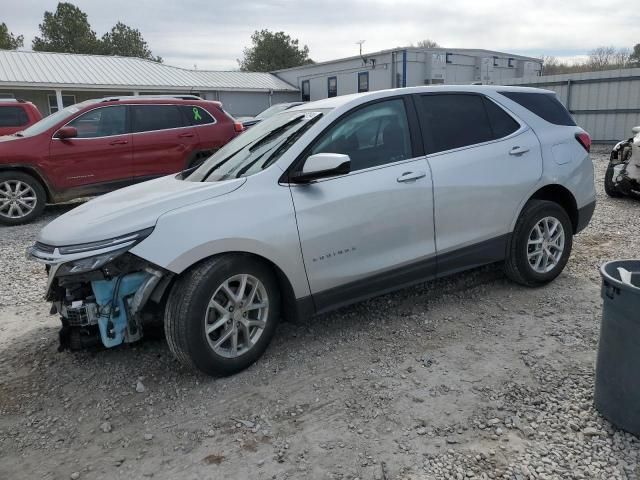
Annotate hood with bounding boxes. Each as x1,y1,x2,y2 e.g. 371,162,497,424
38,175,246,246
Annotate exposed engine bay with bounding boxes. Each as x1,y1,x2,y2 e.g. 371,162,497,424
28,230,171,351
606,126,640,198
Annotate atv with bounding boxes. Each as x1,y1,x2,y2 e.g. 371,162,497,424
606,126,640,198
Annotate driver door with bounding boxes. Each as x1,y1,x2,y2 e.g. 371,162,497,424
289,97,436,312
49,105,132,191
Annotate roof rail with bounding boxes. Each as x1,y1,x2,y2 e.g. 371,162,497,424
100,94,203,102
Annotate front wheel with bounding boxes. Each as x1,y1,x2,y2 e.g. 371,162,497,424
604,164,624,198
164,255,280,376
0,171,46,225
504,200,573,287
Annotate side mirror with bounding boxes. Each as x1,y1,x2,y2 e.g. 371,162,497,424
54,126,78,140
290,153,351,183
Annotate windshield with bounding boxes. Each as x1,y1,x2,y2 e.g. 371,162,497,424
18,100,99,137
186,109,326,182
255,103,294,120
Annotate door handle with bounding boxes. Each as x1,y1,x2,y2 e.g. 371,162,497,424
509,146,530,156
179,132,195,138
109,139,128,145
396,171,426,183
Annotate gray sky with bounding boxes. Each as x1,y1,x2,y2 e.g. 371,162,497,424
3,0,639,70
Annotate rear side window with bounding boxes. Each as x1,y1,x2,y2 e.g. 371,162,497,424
483,98,520,138
499,91,575,126
181,105,215,126
0,106,29,127
418,94,493,153
131,105,185,133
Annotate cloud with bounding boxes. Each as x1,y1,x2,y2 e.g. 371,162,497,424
2,0,638,70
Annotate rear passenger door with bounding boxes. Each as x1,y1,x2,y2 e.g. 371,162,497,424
130,104,199,179
415,93,542,273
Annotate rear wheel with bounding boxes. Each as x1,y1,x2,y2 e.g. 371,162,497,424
604,164,624,198
165,254,280,376
0,171,46,225
504,200,573,287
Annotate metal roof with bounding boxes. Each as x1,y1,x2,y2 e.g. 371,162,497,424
0,50,298,92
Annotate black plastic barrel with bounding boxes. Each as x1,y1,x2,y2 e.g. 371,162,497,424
595,260,640,436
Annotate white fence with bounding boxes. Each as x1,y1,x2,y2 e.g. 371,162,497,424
508,68,640,143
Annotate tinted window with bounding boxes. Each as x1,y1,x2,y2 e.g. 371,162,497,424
419,94,492,153
328,77,337,98
499,91,575,126
311,99,411,171
358,72,369,93
483,98,520,138
301,81,310,102
132,105,185,133
67,106,127,138
0,106,29,127
182,105,215,126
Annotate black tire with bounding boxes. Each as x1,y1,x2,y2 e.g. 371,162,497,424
604,164,624,198
504,200,573,287
0,171,47,226
164,254,280,376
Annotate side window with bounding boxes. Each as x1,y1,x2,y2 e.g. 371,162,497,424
483,98,520,139
0,106,29,127
181,105,215,126
131,105,185,133
418,94,493,153
301,80,310,102
310,99,412,171
499,91,576,126
67,106,127,138
357,72,369,93
327,77,337,98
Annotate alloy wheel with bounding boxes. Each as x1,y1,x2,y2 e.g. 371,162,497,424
204,274,269,358
0,180,37,219
527,216,565,274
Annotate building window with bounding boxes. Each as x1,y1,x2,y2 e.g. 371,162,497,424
446,53,453,64
508,58,515,68
301,80,310,102
48,94,76,114
493,56,499,67
396,73,402,88
327,76,337,98
358,72,369,93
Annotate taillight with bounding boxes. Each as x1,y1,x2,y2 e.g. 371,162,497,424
234,122,244,133
575,132,591,153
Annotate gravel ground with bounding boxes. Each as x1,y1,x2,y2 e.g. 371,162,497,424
1,146,640,480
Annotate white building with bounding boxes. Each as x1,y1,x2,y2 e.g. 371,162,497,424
274,47,542,102
0,50,299,117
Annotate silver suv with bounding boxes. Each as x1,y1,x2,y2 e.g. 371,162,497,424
29,86,596,376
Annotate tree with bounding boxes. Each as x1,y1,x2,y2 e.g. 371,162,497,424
101,22,161,62
416,39,440,48
238,30,312,72
32,2,100,54
0,22,24,50
630,44,640,66
587,46,617,70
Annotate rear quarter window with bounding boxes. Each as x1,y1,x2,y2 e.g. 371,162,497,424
181,105,216,126
0,106,29,127
499,91,576,126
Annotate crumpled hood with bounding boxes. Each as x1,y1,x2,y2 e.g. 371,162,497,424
38,175,246,246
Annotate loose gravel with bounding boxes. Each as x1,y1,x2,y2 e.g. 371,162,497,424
1,146,639,480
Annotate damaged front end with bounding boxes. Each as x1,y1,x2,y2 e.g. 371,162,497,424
27,228,171,351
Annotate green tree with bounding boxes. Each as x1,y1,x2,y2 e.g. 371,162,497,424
238,30,312,72
630,44,640,66
32,2,100,54
101,22,161,62
0,22,24,49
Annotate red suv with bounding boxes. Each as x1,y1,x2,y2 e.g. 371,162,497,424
0,95,242,225
0,99,42,136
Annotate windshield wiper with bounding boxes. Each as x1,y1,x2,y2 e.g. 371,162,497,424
248,115,304,152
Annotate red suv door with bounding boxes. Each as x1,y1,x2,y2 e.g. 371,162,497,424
130,104,199,178
48,105,133,190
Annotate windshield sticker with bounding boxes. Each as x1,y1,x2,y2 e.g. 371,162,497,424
304,112,321,120
192,107,202,121
67,107,79,113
